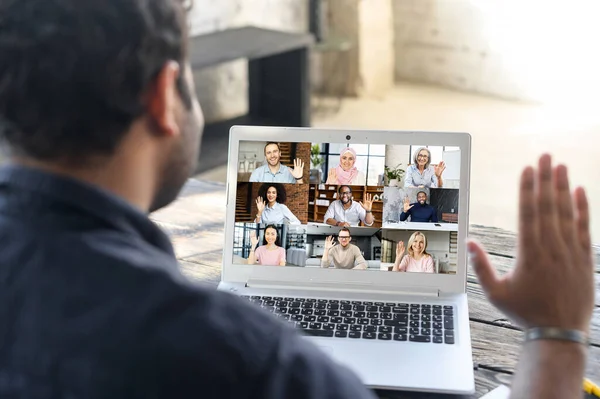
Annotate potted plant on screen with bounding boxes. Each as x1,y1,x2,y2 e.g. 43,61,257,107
310,144,325,184
384,163,405,187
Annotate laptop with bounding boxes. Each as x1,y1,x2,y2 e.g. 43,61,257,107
217,125,475,395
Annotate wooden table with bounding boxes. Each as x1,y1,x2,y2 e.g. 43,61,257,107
150,179,600,398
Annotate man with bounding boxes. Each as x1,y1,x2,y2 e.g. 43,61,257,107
0,1,593,398
320,228,368,270
324,185,374,227
399,191,438,223
249,142,305,183
0,1,375,397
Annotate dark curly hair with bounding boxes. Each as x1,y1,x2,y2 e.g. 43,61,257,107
0,0,193,164
258,183,287,204
261,224,282,247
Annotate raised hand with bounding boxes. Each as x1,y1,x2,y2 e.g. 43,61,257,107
468,154,594,333
290,158,304,179
403,196,413,213
435,161,446,177
255,197,266,213
326,168,337,184
396,241,405,258
359,193,373,212
324,235,336,250
250,231,259,249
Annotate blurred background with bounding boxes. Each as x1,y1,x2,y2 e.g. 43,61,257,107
190,0,599,242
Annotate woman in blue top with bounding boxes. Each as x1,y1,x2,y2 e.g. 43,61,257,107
254,183,301,225
404,147,447,188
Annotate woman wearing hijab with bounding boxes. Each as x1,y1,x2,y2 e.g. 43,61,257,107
325,147,366,185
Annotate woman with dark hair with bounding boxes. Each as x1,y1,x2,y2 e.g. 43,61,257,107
404,147,446,188
247,225,286,266
254,183,301,225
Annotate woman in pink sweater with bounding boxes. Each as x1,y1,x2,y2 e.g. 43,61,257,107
247,225,286,266
392,231,435,273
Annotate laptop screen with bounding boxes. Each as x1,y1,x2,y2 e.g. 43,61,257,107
232,140,461,275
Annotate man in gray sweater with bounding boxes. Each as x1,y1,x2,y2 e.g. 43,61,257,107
320,228,368,269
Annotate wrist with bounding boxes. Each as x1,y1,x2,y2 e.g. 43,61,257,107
366,210,372,213
295,176,302,180
525,327,590,347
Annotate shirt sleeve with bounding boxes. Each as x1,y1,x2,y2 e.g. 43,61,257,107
352,247,368,270
320,246,334,268
430,207,438,223
429,166,438,188
399,206,412,221
254,246,264,264
323,202,335,223
425,256,435,273
279,248,286,265
282,205,301,224
249,168,260,182
398,255,409,272
357,205,371,226
404,166,414,187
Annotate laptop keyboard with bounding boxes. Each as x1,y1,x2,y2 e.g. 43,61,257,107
241,295,455,344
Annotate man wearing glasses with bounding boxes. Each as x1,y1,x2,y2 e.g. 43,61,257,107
320,228,368,269
323,185,374,227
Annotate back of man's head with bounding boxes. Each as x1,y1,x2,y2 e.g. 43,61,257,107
0,0,193,163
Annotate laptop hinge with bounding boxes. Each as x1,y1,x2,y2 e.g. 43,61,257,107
245,278,440,298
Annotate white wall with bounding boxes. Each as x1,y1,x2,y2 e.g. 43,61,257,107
188,0,309,123
393,0,600,103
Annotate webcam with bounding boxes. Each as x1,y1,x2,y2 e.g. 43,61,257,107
346,135,351,140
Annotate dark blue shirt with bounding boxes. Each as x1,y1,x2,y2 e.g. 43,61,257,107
399,203,438,223
0,164,376,399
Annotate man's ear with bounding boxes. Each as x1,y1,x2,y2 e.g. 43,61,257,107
146,61,181,138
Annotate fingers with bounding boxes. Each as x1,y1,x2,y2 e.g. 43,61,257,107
518,166,537,247
574,186,591,252
537,154,560,238
467,239,499,295
554,164,575,243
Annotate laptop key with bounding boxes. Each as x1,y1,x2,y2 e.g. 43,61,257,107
292,315,303,322
421,322,431,329
299,322,308,329
327,303,340,310
351,301,363,305
358,318,370,325
315,303,326,310
394,314,409,322
340,300,350,304
335,331,348,338
340,304,352,311
327,310,340,317
421,328,431,335
301,302,314,309
421,308,431,315
393,334,408,341
433,336,443,344
410,328,420,335
379,326,393,333
381,313,393,320
344,317,356,324
296,298,306,302
331,317,343,324
366,305,378,312
363,332,377,340
378,333,392,341
341,311,353,317
380,306,392,313
350,325,362,332
337,324,349,331
317,316,329,323
433,315,443,322
290,301,301,308
314,309,326,316
445,337,455,344
444,317,454,330
394,327,408,334
301,309,313,316
349,331,361,339
309,322,322,329
445,331,455,338
364,326,377,333
392,307,408,313
410,308,420,314
363,301,373,306
284,297,294,301
444,309,454,316
409,335,431,343
354,311,366,318
323,323,336,331
304,316,317,322
433,308,442,316
367,312,379,319
289,308,300,315
374,302,385,306
370,319,383,326
422,315,431,322
307,299,317,302
384,320,408,327
304,329,334,337
410,321,419,328
433,329,443,336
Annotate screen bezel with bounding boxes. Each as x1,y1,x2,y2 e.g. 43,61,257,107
222,125,471,295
